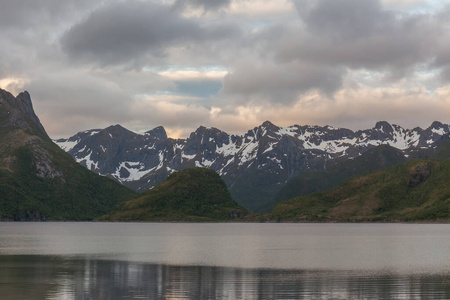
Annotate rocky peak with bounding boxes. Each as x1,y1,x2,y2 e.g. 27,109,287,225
145,126,167,140
261,120,279,131
103,124,135,139
430,121,444,129
374,121,393,133
0,89,47,137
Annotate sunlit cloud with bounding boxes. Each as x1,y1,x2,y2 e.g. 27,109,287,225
158,69,227,81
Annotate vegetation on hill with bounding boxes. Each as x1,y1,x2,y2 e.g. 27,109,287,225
100,168,248,222
272,158,450,222
260,145,407,211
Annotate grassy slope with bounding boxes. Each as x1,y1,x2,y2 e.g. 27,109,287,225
272,158,450,222
100,168,248,222
262,145,407,211
0,144,136,220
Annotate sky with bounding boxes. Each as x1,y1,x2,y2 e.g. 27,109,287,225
1,0,450,138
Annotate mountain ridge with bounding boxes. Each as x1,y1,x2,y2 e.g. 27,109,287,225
55,118,450,211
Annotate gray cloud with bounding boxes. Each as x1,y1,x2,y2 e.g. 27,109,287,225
294,0,393,41
60,1,239,66
288,0,438,74
2,0,450,139
219,0,447,104
0,0,93,29
222,61,344,104
173,0,231,11
26,71,133,137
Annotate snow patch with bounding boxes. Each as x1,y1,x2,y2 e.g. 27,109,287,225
156,151,165,170
216,137,239,157
432,128,445,135
112,161,154,181
239,141,258,165
76,151,98,171
54,139,79,152
277,126,298,138
182,153,196,161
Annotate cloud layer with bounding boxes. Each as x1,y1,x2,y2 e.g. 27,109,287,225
1,0,450,138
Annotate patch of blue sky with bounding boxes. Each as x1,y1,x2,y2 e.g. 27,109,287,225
144,65,228,73
406,0,450,14
175,80,223,98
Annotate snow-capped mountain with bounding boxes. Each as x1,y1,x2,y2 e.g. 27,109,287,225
54,120,450,210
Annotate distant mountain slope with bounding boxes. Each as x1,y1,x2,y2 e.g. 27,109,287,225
272,156,450,222
0,88,136,220
56,119,450,211
100,168,248,222
270,145,407,208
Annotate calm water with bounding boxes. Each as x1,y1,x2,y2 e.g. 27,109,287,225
1,222,450,299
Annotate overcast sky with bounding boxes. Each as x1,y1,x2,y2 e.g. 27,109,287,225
1,0,450,138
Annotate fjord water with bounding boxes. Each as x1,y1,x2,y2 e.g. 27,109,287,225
1,223,450,299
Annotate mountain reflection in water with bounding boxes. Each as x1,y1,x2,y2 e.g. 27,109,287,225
1,256,449,300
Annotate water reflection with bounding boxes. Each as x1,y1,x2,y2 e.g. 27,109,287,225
1,256,450,300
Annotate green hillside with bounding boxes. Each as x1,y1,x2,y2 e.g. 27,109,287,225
272,157,450,222
0,89,136,220
258,145,407,211
100,168,248,222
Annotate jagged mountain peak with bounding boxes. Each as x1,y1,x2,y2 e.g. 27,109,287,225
430,120,444,128
429,121,448,133
261,120,278,130
145,126,167,140
0,88,47,137
97,125,138,141
104,124,131,133
193,125,224,134
374,121,393,133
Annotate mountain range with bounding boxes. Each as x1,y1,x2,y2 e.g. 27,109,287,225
3,87,450,221
55,118,450,211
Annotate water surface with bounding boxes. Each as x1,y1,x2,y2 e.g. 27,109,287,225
1,222,450,299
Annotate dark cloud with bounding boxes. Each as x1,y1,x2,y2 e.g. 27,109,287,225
60,1,238,66
173,0,231,11
295,0,392,41
288,0,437,74
0,0,93,29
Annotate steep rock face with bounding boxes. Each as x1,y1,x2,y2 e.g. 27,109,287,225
0,89,136,221
0,89,47,137
55,120,450,211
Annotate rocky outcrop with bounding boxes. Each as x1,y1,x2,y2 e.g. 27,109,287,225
0,89,47,137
